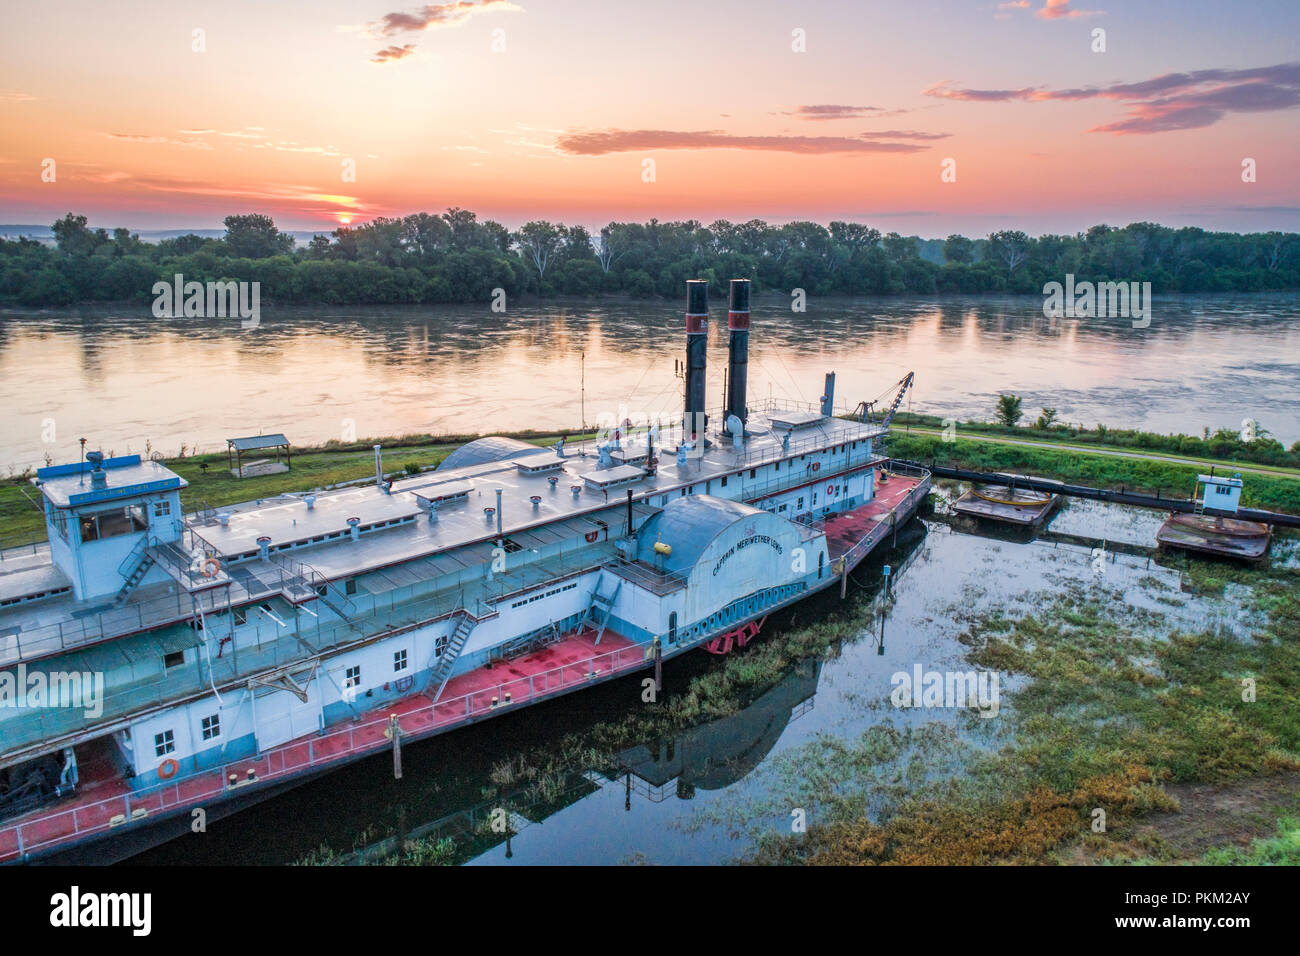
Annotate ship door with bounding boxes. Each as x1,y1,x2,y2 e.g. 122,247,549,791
668,612,678,644
818,552,824,579
252,665,323,751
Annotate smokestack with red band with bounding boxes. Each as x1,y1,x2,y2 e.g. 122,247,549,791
724,278,750,437
683,279,709,441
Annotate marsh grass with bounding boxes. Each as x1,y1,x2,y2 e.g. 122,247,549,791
751,560,1300,865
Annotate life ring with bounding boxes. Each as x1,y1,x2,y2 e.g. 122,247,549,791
585,531,599,543
158,757,179,780
827,484,836,496
201,556,221,578
811,462,821,472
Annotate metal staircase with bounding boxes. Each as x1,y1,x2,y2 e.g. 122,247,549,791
582,576,622,644
114,538,157,606
425,612,477,701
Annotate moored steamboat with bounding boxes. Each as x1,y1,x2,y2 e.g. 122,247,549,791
0,279,929,863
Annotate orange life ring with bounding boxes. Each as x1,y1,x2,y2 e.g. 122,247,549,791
158,757,180,779
812,462,821,472
827,484,836,495
585,531,598,543
201,556,221,578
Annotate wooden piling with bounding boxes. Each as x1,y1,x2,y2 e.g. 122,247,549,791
389,714,402,780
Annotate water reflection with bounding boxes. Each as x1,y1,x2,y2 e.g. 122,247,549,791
3,293,1298,470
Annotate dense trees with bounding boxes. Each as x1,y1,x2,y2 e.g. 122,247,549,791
3,210,1298,307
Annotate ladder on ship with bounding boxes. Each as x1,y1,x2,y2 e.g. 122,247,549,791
425,611,477,701
113,538,157,607
582,575,622,645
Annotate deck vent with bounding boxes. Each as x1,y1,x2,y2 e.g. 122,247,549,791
517,459,563,475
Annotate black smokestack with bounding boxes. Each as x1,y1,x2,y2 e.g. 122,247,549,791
683,279,709,441
724,279,750,437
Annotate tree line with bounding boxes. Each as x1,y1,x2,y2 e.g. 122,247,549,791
2,210,1298,307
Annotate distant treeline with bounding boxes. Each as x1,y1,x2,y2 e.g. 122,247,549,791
3,210,1299,307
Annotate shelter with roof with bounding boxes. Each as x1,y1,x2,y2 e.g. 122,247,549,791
227,433,291,478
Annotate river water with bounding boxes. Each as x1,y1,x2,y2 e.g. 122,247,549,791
2,292,1299,473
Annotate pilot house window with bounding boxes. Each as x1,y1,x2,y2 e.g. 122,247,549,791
79,504,147,542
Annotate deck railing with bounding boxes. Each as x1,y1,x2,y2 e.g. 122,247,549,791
0,639,653,862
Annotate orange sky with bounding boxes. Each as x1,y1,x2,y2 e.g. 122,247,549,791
2,0,1298,235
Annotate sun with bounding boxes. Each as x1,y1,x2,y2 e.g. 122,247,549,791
337,214,352,225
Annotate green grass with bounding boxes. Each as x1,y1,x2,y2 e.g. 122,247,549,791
889,433,1300,514
1201,818,1300,864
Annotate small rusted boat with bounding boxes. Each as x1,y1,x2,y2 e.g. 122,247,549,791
952,482,1059,527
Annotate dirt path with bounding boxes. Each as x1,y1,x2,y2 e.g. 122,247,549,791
1062,773,1300,863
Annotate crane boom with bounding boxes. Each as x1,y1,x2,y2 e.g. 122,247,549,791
879,371,914,431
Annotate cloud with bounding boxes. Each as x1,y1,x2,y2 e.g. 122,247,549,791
103,133,213,150
1037,0,1104,19
788,104,883,121
859,129,950,140
371,43,417,63
367,0,522,38
925,62,1300,134
553,128,934,155
924,82,1041,102
0,89,39,103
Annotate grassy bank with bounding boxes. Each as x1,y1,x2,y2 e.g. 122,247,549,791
888,433,1300,514
890,410,1300,470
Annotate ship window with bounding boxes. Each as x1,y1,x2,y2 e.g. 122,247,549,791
778,503,787,513
80,504,148,542
774,461,780,471
797,497,804,509
153,500,171,517
345,578,357,595
201,714,220,740
435,634,448,657
749,469,756,478
394,649,408,672
720,475,728,487
1216,485,1231,496
164,650,185,668
668,612,678,644
234,607,247,626
154,729,175,757
345,665,361,688
502,538,523,553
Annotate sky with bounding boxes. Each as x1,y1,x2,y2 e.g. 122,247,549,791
1,0,1298,237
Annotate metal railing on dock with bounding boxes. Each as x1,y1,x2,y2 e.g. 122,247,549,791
901,460,1300,528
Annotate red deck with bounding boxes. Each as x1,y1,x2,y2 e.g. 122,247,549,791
822,469,927,562
0,467,931,863
0,629,645,862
